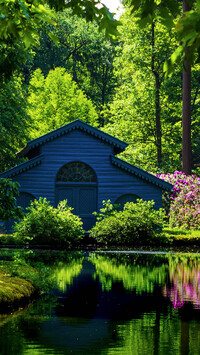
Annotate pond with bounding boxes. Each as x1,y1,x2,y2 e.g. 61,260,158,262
0,249,200,354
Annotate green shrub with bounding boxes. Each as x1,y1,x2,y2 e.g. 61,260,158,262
14,198,84,247
93,199,120,221
89,199,164,246
0,233,26,245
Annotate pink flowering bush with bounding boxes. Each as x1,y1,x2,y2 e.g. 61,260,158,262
156,171,200,229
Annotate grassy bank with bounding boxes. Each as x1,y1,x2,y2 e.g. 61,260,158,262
0,274,36,306
0,257,48,313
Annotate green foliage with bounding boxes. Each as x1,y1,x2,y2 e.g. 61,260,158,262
0,0,119,48
27,67,98,138
0,77,30,172
128,0,180,28
127,0,200,70
0,41,28,82
0,233,25,245
93,199,120,221
0,178,23,223
162,228,200,246
0,273,36,304
89,199,164,246
0,0,57,47
14,197,84,247
23,9,117,121
103,10,183,172
64,0,120,40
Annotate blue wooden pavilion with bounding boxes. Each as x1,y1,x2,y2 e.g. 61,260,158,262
0,119,172,231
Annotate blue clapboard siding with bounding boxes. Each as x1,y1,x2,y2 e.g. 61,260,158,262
11,129,163,214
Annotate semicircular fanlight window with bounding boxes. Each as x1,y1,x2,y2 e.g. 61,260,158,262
115,193,140,210
56,162,97,183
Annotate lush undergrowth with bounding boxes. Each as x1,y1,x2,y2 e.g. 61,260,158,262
0,233,25,245
1,229,200,248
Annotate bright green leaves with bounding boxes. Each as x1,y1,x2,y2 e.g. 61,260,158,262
98,5,121,39
0,0,121,48
128,0,200,71
27,67,98,139
102,10,183,172
0,0,57,47
14,197,84,245
89,199,164,245
129,0,179,29
176,6,200,59
65,0,121,39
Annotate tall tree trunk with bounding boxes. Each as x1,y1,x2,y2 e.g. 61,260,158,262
182,0,192,174
151,22,162,168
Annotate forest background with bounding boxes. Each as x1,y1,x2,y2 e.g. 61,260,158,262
1,0,200,176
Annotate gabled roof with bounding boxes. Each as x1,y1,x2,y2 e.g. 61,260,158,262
0,155,44,179
17,119,128,158
111,156,173,191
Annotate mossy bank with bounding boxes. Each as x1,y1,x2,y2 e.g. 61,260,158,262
0,259,43,313
0,273,38,312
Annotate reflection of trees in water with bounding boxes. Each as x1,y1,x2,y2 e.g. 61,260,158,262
163,255,200,309
52,259,84,292
1,252,200,355
89,253,168,294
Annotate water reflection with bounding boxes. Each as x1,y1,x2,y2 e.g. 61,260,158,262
89,253,168,293
52,258,83,292
0,250,200,354
163,255,200,309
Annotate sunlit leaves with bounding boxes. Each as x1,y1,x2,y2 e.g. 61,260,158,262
102,10,182,172
64,0,121,39
0,0,57,47
128,0,180,28
127,0,200,70
27,67,98,139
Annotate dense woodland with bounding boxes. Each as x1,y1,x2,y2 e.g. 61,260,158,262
1,0,200,175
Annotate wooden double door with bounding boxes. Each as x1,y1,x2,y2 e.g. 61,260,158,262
55,183,97,231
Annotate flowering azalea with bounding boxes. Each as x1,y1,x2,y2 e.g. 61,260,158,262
156,171,200,229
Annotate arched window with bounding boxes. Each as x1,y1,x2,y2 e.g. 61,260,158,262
56,162,97,183
115,193,140,210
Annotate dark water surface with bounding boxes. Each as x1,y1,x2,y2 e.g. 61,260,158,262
0,250,200,355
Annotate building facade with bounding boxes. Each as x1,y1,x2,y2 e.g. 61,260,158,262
0,120,172,231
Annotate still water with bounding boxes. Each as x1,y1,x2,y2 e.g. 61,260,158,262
0,250,200,355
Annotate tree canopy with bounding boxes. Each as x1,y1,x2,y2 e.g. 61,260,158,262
27,67,98,139
1,0,200,174
0,0,120,47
